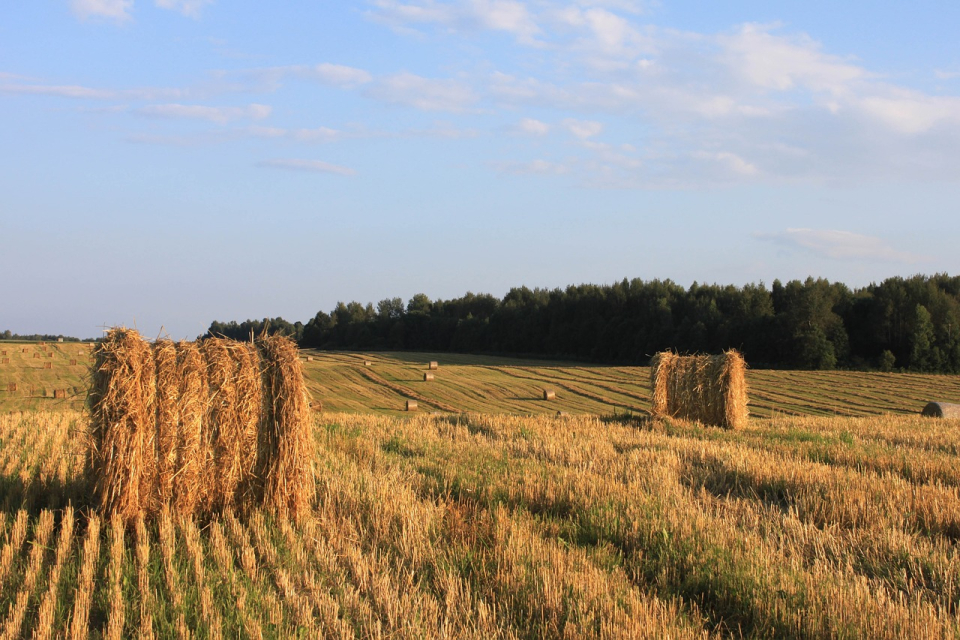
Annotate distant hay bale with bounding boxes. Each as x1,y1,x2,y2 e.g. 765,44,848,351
543,389,556,401
1,350,6,356
54,389,66,399
921,402,960,419
1,358,8,365
88,329,311,524
7,383,17,392
305,356,314,362
33,353,40,359
48,352,54,358
310,400,324,412
364,360,373,366
406,400,418,411
428,361,438,370
423,373,434,382
649,350,748,429
43,362,52,369
70,359,77,365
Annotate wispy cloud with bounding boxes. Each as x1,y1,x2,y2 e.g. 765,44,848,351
365,72,478,112
370,0,541,44
514,117,550,135
754,228,924,263
154,0,213,18
257,158,357,176
492,159,572,175
70,0,133,22
135,103,271,123
0,80,187,101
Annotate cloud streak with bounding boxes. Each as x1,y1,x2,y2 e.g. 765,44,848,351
755,228,924,263
257,158,357,176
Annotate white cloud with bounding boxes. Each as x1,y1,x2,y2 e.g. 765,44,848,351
154,0,213,18
311,63,373,87
493,159,572,175
136,103,271,123
0,83,116,99
70,0,132,21
516,118,550,135
755,228,923,263
856,91,960,134
718,23,866,94
562,118,603,139
365,72,478,112
257,158,356,176
370,0,540,44
694,151,759,176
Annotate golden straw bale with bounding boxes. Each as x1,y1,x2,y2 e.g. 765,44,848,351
43,362,52,370
173,341,206,516
233,342,263,505
543,389,556,401
154,340,179,509
257,335,313,520
424,373,434,382
649,350,748,429
406,400,418,411
89,328,157,524
428,361,438,370
1,358,8,365
7,383,16,392
201,338,246,511
54,389,66,399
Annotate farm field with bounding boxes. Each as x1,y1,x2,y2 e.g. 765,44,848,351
4,345,960,417
2,409,960,637
3,345,960,636
298,350,960,418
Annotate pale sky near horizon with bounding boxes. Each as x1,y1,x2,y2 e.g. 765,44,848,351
2,1,959,340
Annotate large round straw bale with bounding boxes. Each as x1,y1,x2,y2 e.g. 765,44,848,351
424,373,434,382
89,328,157,523
257,335,313,520
649,349,748,429
154,340,179,508
543,389,556,401
173,340,206,515
406,400,418,411
233,342,264,504
201,338,247,511
428,361,438,370
921,402,960,418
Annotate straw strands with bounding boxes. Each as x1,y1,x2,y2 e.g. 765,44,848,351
650,350,748,429
88,328,312,523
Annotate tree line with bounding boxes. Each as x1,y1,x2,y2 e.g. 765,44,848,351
205,274,960,372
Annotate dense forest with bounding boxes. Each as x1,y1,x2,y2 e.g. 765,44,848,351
0,331,81,343
206,274,960,372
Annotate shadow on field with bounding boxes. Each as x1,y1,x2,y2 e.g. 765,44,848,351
0,469,93,516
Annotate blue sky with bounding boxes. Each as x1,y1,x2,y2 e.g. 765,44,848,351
2,1,959,339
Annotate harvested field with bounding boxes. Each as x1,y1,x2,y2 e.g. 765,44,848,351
1,409,960,637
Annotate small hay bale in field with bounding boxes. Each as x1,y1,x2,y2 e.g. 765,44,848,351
1,350,6,356
43,362,52,369
54,389,66,399
543,389,556,401
649,350,748,429
57,337,63,342
48,352,54,358
7,383,17,392
556,411,569,417
428,361,438,370
406,400,418,411
423,372,434,382
1,358,8,365
310,400,324,412
33,353,40,359
305,356,314,362
364,360,373,366
921,402,960,419
70,359,77,365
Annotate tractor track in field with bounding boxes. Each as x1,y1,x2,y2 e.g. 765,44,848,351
488,367,647,415
357,368,460,413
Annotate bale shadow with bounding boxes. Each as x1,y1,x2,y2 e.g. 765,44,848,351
0,471,94,516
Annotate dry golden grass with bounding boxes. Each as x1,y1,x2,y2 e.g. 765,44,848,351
0,407,959,637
